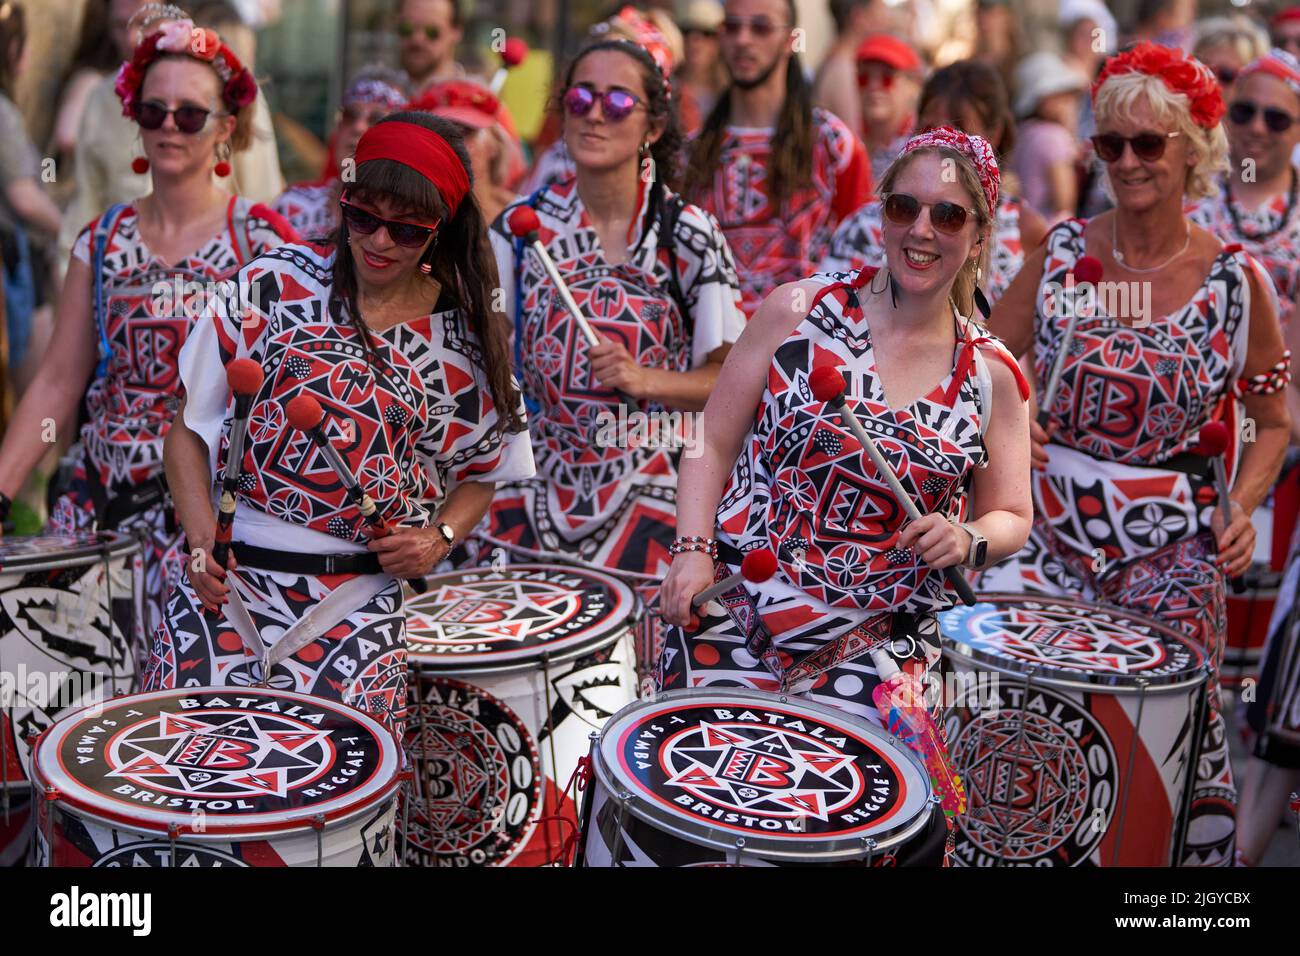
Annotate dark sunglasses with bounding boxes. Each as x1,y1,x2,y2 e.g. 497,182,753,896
1229,100,1297,133
133,100,218,134
856,65,896,90
397,22,440,41
722,16,787,38
340,199,440,248
563,85,643,122
882,192,971,234
1091,130,1180,163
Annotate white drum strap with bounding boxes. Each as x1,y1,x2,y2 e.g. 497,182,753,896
262,573,394,673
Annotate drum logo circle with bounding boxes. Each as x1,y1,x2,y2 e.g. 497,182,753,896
404,677,541,865
947,684,1117,866
620,705,908,836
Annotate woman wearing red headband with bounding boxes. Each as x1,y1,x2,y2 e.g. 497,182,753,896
980,42,1294,867
151,112,532,735
0,20,295,643
476,37,744,682
659,127,1034,863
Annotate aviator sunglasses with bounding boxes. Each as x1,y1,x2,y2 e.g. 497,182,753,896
132,100,221,134
1091,130,1180,163
339,199,440,248
563,85,644,122
882,192,972,234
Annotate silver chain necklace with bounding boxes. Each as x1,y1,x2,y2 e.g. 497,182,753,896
1111,216,1190,274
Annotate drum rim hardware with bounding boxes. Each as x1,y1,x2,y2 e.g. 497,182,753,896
0,531,139,574
585,687,936,863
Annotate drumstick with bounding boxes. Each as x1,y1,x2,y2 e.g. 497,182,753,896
506,206,640,409
809,364,977,607
489,37,528,95
286,394,428,595
1038,255,1103,429
212,359,264,569
682,548,777,630
1192,420,1246,594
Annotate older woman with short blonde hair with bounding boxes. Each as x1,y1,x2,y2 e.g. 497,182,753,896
981,42,1294,867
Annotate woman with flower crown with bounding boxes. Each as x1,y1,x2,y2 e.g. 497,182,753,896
0,20,297,643
978,42,1294,866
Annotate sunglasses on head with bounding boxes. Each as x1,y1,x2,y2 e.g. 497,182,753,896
397,21,440,41
722,15,787,38
1229,100,1297,133
563,85,643,122
132,100,218,134
882,193,972,234
340,199,440,248
1091,130,1180,163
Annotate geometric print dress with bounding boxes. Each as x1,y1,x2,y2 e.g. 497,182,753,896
975,218,1259,867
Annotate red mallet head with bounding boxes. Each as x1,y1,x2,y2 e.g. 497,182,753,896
809,365,846,403
1195,420,1230,457
502,37,528,67
226,358,264,397
1072,255,1103,285
286,394,325,433
741,548,778,583
506,205,541,240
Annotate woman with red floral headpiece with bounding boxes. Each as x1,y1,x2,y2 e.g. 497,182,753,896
152,112,533,737
979,42,1294,867
0,20,296,644
659,126,1034,863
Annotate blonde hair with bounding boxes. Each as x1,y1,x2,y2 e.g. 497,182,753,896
876,146,993,320
1092,71,1229,201
1193,15,1270,66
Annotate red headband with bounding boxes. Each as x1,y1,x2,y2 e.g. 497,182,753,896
353,121,471,217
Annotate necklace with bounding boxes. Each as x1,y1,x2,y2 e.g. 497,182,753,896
1224,167,1298,243
1111,216,1190,274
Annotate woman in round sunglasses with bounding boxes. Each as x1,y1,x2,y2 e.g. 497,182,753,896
0,20,295,644
821,58,1048,309
478,37,744,685
979,42,1293,867
273,65,408,240
659,128,1034,866
153,111,533,734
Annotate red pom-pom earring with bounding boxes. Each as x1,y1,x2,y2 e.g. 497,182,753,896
214,160,232,177
131,156,149,174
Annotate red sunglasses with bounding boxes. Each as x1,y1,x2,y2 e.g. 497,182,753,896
339,198,440,248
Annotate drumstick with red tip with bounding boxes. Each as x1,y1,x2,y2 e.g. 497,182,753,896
1192,420,1246,593
489,37,528,95
1038,255,1103,429
809,364,977,606
286,394,428,594
212,359,264,569
682,548,777,629
506,206,640,408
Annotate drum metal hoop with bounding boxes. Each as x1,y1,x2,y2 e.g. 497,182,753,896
1109,678,1149,867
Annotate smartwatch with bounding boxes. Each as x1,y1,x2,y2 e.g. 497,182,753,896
960,523,988,569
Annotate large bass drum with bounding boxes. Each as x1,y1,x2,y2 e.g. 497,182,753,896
939,594,1210,866
402,563,639,866
579,688,944,866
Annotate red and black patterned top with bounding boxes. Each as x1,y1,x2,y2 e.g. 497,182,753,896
272,178,341,242
179,242,534,545
686,108,872,318
70,197,297,494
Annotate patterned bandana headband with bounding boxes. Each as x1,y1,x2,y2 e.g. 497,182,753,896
353,121,472,217
115,19,257,117
343,78,409,110
1091,41,1225,129
589,5,675,99
1238,48,1300,99
900,126,1001,213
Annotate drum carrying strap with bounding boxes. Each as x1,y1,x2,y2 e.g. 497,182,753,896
91,204,132,379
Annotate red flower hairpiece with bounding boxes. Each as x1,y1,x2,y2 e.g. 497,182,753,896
1091,42,1225,129
115,19,258,119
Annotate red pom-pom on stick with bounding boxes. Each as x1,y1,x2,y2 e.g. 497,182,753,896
507,205,541,239
502,38,528,67
809,365,846,402
226,358,264,397
286,394,325,432
740,548,778,583
1195,420,1230,457
1072,255,1104,284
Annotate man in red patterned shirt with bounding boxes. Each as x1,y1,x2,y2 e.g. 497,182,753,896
682,0,871,318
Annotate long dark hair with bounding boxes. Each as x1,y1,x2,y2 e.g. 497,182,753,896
559,38,684,189
0,2,25,98
918,60,1016,158
329,111,523,434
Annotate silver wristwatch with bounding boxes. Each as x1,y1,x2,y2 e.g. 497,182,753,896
959,523,988,569
436,522,456,547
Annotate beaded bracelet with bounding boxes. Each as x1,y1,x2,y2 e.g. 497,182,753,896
1234,349,1293,397
670,535,717,558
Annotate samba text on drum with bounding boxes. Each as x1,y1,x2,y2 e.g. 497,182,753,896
0,664,108,716
1042,277,1152,328
594,407,705,459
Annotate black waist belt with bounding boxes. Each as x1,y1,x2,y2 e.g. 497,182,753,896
231,542,384,576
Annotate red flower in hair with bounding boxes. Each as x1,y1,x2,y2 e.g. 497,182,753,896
225,68,258,109
114,62,143,116
1092,42,1225,130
